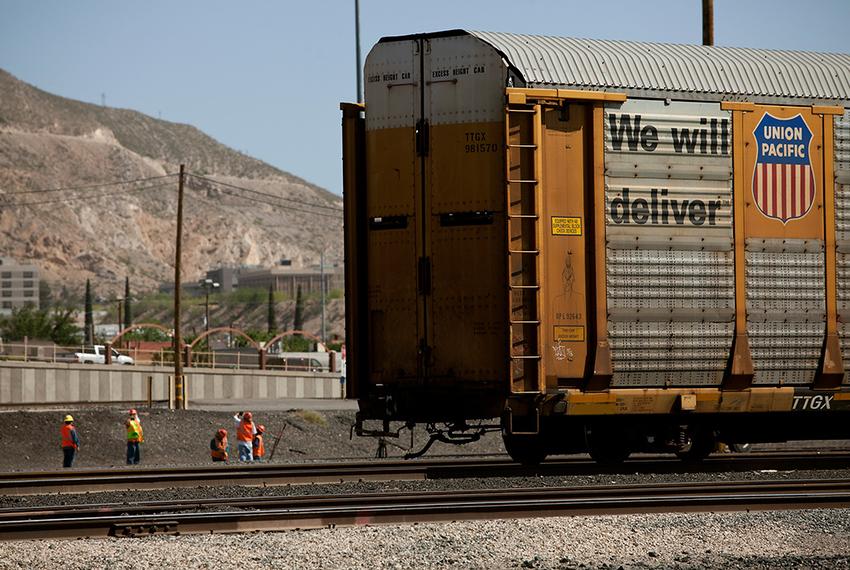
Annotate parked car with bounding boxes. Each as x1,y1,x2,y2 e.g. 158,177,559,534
75,345,134,365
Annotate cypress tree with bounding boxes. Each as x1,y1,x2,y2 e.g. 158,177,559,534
123,276,132,329
84,279,93,345
267,284,276,334
38,281,52,310
293,285,304,332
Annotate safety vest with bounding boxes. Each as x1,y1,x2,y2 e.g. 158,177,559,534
253,434,265,458
126,419,143,442
210,436,228,460
237,420,254,443
60,424,77,449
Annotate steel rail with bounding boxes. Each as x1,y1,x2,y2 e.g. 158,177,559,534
1,478,849,540
1,451,849,495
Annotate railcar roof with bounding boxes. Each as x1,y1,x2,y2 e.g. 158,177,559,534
379,30,850,107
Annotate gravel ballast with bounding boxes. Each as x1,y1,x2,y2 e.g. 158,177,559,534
1,509,849,569
1,407,504,472
5,406,850,567
6,467,850,510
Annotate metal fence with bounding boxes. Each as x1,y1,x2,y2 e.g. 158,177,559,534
0,341,339,373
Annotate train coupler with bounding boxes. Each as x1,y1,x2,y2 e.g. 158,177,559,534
404,421,500,459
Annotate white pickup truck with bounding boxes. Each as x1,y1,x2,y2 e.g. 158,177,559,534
75,345,134,365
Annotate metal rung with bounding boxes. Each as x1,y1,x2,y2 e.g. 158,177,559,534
507,214,539,219
511,355,542,360
507,179,538,184
506,144,538,149
509,285,540,290
510,320,541,325
508,250,539,255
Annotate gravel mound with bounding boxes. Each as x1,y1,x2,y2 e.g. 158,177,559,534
1,509,849,569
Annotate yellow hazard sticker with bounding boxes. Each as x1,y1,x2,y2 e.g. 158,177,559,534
554,325,585,342
551,216,582,236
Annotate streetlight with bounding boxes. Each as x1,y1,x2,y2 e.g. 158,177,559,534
199,278,220,334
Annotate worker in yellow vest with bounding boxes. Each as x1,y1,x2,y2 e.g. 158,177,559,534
125,408,144,465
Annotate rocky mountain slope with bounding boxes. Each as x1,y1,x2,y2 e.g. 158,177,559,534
0,69,342,298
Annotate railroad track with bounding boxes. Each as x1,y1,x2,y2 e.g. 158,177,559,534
1,451,849,495
2,478,850,540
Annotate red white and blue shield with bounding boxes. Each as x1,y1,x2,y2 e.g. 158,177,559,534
752,113,815,224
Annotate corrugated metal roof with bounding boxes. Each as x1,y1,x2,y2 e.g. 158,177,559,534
467,31,850,106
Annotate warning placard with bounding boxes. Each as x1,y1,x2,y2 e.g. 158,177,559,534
551,216,582,236
554,325,585,342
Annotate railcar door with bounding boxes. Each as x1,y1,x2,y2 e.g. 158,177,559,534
363,34,510,404
362,40,421,384
420,35,509,391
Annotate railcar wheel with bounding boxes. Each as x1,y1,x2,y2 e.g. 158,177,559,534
588,444,631,465
675,430,715,462
586,425,631,465
502,433,547,466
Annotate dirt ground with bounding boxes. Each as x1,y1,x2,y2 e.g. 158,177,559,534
2,405,506,472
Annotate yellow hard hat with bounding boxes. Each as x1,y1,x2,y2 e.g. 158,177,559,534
64,415,74,422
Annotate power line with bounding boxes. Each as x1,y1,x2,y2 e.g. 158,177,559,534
206,184,344,220
0,172,344,220
187,173,343,213
0,173,177,197
0,182,174,207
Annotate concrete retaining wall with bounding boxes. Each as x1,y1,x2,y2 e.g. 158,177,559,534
0,362,342,406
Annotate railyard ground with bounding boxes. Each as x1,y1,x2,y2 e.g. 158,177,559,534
1,401,506,472
5,401,850,472
5,403,850,569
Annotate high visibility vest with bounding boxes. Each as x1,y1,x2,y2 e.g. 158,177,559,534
210,436,228,460
126,419,143,442
253,434,265,458
60,424,77,449
237,420,254,443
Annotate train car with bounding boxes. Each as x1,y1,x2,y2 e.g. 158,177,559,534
341,30,850,463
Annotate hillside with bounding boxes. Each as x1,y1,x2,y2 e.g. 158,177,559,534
0,69,342,300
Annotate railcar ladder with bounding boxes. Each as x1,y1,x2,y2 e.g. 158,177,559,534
505,103,543,394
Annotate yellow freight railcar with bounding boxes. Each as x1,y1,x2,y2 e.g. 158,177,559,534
342,30,850,464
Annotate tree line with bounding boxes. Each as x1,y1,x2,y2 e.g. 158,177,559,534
0,277,316,349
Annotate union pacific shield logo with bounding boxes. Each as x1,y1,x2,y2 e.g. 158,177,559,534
752,113,815,224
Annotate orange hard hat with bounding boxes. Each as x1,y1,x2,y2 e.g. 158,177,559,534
217,429,227,438
257,424,265,433
243,411,253,421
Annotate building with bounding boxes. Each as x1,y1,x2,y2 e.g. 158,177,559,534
159,266,242,296
204,267,238,294
0,257,39,315
158,262,343,298
237,263,343,297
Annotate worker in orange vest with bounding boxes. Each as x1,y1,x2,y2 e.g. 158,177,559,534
125,408,144,465
253,424,266,462
233,411,257,461
60,414,80,468
210,429,228,462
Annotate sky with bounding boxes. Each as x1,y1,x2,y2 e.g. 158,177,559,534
2,1,849,196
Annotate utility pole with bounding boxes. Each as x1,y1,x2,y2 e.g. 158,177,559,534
321,250,326,344
117,299,123,342
173,164,185,409
200,278,219,335
702,0,714,46
355,0,362,102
